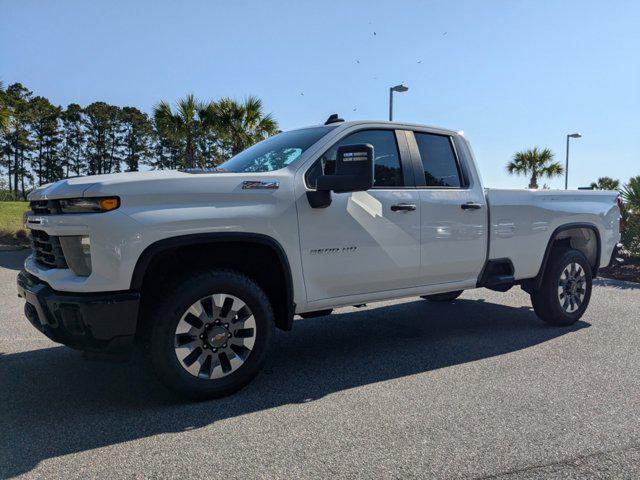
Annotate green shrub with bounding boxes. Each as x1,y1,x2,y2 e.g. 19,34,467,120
0,190,19,201
622,212,640,257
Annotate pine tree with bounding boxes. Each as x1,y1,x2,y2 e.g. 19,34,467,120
120,107,152,171
29,96,63,184
3,83,34,197
61,104,85,177
84,102,115,175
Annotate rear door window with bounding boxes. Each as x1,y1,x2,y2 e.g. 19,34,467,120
414,132,462,188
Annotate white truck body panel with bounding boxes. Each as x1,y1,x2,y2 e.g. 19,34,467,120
26,169,309,306
486,189,619,279
296,188,422,301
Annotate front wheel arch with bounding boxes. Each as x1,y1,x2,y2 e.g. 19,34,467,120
132,233,295,333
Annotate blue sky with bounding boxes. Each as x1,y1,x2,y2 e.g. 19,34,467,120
2,0,638,188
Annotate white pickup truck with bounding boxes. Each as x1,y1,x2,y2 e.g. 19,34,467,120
18,116,621,399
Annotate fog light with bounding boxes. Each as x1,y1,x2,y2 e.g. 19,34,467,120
59,236,92,276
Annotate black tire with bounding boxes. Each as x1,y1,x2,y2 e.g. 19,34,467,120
530,248,592,326
147,269,274,400
421,290,463,302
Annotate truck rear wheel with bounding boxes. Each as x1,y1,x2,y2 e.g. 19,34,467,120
147,270,274,400
530,248,592,326
421,290,463,302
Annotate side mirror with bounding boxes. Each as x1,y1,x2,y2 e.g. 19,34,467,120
307,144,374,208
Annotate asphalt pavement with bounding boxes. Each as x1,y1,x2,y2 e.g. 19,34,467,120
1,249,639,479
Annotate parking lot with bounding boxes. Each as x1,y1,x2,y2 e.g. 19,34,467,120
1,249,640,479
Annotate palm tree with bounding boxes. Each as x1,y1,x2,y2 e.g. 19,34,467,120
506,147,563,189
590,177,620,191
205,96,278,158
622,176,640,212
153,94,205,169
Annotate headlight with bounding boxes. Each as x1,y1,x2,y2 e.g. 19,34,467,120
59,236,92,276
59,197,120,214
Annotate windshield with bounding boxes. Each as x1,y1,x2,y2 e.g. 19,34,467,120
217,126,334,173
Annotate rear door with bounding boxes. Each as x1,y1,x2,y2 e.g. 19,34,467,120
296,128,422,301
407,130,488,285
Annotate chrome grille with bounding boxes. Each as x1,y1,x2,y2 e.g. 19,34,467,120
29,230,68,269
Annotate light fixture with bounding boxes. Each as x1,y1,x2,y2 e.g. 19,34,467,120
389,84,409,121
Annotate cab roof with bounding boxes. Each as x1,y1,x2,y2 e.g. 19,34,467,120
295,119,461,137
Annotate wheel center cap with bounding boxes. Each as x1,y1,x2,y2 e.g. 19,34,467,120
567,279,578,294
208,326,228,347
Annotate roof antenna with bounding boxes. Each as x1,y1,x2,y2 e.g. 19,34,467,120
324,113,344,125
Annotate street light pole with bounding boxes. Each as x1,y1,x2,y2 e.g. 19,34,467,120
565,133,582,190
388,84,408,121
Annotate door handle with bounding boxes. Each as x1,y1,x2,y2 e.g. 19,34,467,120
461,202,482,210
391,203,417,212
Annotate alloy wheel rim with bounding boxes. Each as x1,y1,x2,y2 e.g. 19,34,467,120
174,293,256,379
557,262,586,314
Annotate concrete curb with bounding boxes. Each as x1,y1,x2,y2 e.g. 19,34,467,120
0,244,28,252
595,276,640,288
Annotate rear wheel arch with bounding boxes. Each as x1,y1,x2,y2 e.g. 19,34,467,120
132,233,295,332
533,223,601,289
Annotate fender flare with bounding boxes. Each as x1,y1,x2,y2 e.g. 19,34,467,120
130,232,295,330
532,222,601,289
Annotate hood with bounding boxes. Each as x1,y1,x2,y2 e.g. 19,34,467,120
28,169,290,203
27,170,192,200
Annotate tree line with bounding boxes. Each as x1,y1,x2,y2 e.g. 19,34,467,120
0,82,279,198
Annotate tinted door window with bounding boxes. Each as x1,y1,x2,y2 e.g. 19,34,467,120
414,133,462,187
307,130,404,188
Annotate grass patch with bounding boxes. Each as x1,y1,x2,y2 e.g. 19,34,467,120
0,201,29,245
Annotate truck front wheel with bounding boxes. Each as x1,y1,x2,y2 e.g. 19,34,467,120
147,270,274,400
530,248,592,326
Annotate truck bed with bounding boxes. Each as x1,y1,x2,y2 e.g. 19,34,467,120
485,189,620,280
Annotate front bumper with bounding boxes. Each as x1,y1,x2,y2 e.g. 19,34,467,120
17,271,140,352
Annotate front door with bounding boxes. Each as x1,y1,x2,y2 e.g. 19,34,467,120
296,128,421,302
